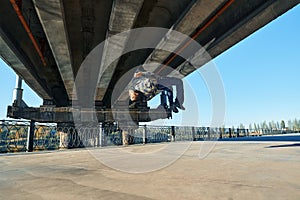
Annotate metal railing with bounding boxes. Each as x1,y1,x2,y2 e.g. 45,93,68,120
0,120,29,152
0,120,293,153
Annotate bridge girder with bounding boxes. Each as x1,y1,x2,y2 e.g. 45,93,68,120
1,0,299,123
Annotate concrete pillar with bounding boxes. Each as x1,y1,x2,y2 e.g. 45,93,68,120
59,129,68,148
97,124,102,147
26,120,35,152
13,76,22,106
12,76,27,107
100,124,104,147
122,129,129,145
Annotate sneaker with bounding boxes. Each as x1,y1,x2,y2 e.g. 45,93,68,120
172,105,179,113
174,98,185,110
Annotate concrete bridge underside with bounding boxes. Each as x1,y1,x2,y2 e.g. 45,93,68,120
0,0,299,123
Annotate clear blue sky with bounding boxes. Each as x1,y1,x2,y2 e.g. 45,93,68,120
1,4,299,128
213,4,300,127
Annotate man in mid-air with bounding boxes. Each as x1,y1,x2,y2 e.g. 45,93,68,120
128,68,185,114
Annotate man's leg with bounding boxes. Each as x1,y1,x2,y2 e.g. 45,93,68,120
157,85,173,106
157,84,178,113
157,77,184,109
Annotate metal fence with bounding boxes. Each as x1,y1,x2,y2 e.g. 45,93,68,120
0,120,291,153
0,120,29,153
0,120,60,153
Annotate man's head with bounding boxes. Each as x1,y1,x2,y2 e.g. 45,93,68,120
129,89,139,101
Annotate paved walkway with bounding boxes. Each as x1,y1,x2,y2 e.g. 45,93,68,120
1,141,300,200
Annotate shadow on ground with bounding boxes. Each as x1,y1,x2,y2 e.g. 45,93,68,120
219,134,300,142
266,143,300,148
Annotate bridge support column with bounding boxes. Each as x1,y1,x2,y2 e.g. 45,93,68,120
122,129,129,146
99,124,103,147
59,129,68,149
12,75,27,108
13,76,23,107
58,123,71,149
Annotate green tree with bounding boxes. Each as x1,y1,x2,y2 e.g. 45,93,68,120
257,124,261,131
293,118,298,131
254,123,257,132
276,121,280,130
280,120,285,129
288,120,292,130
261,121,267,134
271,121,276,130
269,122,273,131
239,123,245,129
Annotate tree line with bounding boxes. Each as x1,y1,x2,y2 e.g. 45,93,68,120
236,118,300,132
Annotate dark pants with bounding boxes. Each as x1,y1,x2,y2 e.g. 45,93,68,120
156,77,184,106
157,85,173,107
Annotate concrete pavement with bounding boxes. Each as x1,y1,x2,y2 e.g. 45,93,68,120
1,141,300,200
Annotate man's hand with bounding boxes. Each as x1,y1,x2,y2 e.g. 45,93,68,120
134,72,144,78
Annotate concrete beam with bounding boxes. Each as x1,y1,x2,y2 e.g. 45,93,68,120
33,0,75,100
7,105,169,123
208,0,300,60
0,0,70,105
145,0,300,78
176,0,300,77
95,0,144,100
0,34,51,99
102,0,193,104
61,0,114,77
111,0,208,102
144,0,225,72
